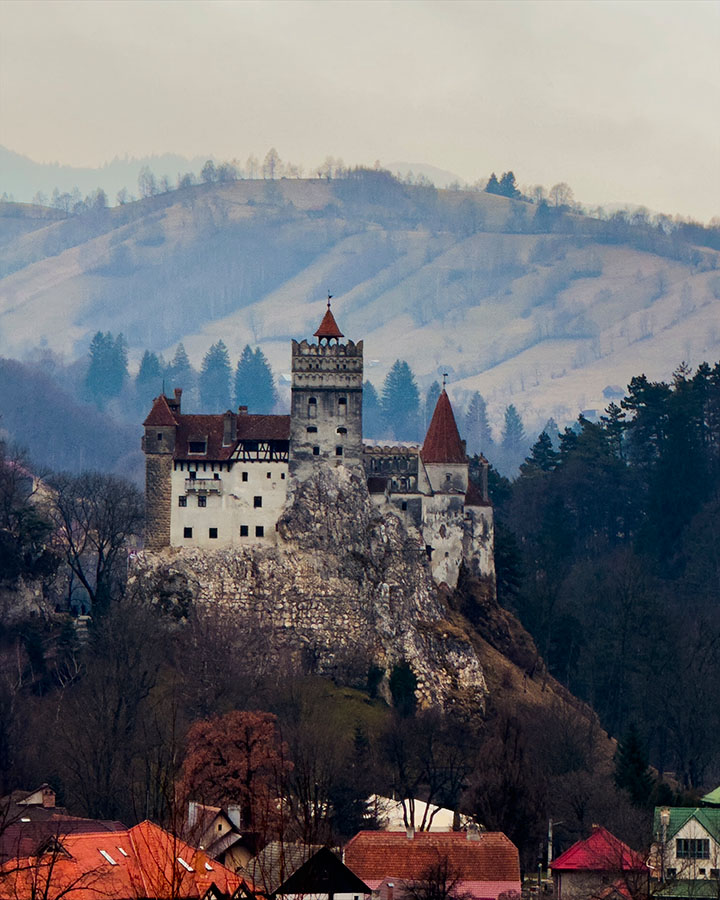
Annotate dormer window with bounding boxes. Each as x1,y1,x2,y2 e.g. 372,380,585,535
188,440,207,454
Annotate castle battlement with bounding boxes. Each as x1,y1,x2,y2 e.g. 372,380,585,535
292,339,363,357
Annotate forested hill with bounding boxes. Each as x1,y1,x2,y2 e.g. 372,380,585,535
0,171,718,444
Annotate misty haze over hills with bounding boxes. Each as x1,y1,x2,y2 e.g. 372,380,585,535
0,169,718,466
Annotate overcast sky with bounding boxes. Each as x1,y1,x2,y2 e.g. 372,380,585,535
1,0,718,220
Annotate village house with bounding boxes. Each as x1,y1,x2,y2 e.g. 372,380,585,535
342,828,521,900
0,819,242,899
143,301,493,588
241,843,370,900
550,825,649,900
653,796,720,898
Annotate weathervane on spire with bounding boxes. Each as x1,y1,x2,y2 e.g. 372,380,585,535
327,292,333,309
442,372,448,389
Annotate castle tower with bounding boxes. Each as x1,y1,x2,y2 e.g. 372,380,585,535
289,299,363,479
142,390,180,550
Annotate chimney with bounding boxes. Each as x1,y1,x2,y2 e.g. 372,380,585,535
406,826,415,840
226,805,242,829
187,801,198,829
42,788,55,809
223,411,237,446
238,405,248,415
168,388,182,413
387,883,394,900
467,822,480,841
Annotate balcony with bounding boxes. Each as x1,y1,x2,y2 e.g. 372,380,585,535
185,478,222,494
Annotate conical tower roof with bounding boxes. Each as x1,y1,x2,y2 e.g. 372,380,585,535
143,394,177,427
421,390,466,464
314,299,344,340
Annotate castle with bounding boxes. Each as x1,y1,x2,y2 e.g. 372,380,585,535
142,303,493,588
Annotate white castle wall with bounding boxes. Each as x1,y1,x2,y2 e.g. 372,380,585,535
170,460,288,548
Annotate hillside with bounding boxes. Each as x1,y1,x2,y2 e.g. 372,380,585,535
0,176,718,440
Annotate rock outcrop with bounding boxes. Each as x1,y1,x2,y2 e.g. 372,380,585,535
131,466,488,710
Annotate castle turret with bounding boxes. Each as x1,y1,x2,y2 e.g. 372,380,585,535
142,393,178,549
420,390,469,494
289,299,363,479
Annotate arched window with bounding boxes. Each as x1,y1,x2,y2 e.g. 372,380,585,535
336,427,347,435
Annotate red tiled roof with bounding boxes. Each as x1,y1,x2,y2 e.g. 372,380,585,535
344,831,521,883
550,827,647,872
421,391,466,464
143,394,178,427
314,305,344,340
173,414,290,461
0,819,243,899
0,817,125,863
465,479,489,507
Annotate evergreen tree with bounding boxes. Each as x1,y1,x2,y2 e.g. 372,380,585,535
234,345,277,413
485,172,501,195
502,404,526,452
381,360,421,441
465,391,493,455
363,380,385,438
520,431,558,476
614,724,655,807
135,350,164,408
166,343,193,388
424,380,441,428
199,340,232,411
498,171,521,199
84,331,128,406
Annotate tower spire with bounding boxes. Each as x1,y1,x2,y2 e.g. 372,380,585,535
313,294,344,342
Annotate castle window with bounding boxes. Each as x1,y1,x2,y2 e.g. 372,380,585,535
336,446,343,456
214,473,220,480
313,446,320,456
188,440,207,454
336,427,347,435
183,527,193,539
255,526,264,537
446,473,452,481
308,397,317,418
157,432,163,441
401,501,407,511
198,496,207,508
281,472,286,479
209,528,218,539
242,472,248,482
267,472,271,478
306,426,317,433
240,525,248,537
178,496,187,507
338,397,347,415
189,471,196,480
254,496,262,508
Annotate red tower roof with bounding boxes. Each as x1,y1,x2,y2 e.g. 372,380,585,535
143,394,178,427
314,301,344,340
421,390,466,464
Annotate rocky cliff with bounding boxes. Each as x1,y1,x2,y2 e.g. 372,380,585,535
131,466,488,709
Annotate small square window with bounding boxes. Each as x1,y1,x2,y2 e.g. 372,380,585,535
281,472,286,480
710,869,719,879
401,501,407,511
242,472,248,482
240,525,248,537
255,525,264,537
306,426,317,433
213,473,220,480
446,473,451,481
209,528,218,539
157,432,163,441
178,496,187,507
336,446,343,456
313,446,320,456
266,472,271,478
198,495,207,508
183,527,193,539
189,471,196,480
254,496,262,508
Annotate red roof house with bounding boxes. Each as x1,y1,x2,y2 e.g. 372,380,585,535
343,830,521,900
0,819,243,899
550,826,649,900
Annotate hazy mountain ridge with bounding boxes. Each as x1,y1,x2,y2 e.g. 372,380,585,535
0,177,718,440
